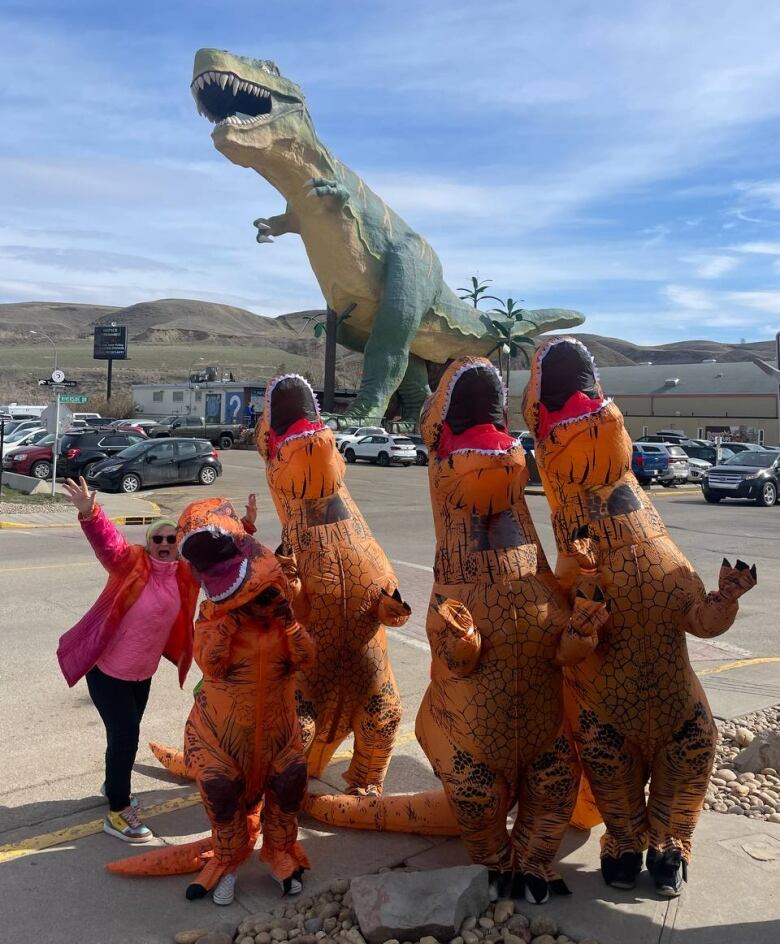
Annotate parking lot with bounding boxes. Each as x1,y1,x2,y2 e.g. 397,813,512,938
1,448,778,941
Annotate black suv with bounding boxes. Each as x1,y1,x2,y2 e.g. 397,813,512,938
58,429,146,479
86,438,222,493
701,450,780,507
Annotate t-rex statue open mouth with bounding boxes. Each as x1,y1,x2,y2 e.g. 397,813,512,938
191,50,303,130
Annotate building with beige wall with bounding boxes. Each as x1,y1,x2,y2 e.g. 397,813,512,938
509,361,779,445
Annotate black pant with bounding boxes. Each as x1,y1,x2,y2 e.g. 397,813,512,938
86,667,152,812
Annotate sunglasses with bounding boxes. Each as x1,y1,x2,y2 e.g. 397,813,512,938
151,534,177,545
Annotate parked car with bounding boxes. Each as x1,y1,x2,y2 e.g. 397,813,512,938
110,418,160,433
0,419,44,439
2,434,55,478
334,426,387,453
72,412,102,424
701,451,780,506
637,431,689,444
718,441,769,455
631,443,670,485
86,438,223,493
686,456,711,484
406,434,428,466
57,429,146,479
153,414,242,449
658,444,690,485
1,426,48,457
343,434,417,467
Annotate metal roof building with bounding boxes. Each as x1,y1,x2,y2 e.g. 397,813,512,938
509,360,779,444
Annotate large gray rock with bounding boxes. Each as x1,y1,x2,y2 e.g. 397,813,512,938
733,731,780,774
351,866,489,944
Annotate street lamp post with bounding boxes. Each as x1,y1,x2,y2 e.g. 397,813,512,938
30,329,59,374
30,330,61,497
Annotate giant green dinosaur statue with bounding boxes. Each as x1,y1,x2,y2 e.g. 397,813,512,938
191,48,584,420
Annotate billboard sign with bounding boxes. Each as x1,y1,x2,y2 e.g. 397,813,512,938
94,325,128,360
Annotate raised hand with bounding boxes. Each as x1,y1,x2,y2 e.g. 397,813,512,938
245,493,257,527
63,476,96,518
718,558,757,603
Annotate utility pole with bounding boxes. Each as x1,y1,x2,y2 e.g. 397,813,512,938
106,358,113,401
323,307,337,413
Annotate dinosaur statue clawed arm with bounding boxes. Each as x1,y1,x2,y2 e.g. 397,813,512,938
685,558,757,639
254,205,301,242
428,596,482,677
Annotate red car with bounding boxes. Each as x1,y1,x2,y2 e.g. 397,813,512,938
3,434,55,479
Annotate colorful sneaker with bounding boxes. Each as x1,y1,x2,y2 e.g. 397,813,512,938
103,806,152,843
213,871,237,906
100,782,139,810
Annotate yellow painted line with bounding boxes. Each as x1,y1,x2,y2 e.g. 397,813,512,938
0,792,201,865
0,730,421,865
0,561,95,575
697,656,780,677
330,729,417,763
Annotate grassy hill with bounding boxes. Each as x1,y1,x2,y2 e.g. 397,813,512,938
0,298,773,407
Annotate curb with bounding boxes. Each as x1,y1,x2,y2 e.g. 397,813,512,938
0,497,161,530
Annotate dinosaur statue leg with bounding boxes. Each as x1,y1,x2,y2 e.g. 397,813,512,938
345,248,437,420
344,674,402,794
511,731,579,885
395,353,432,422
646,699,717,865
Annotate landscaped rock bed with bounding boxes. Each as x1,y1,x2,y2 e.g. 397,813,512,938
704,704,780,822
174,875,601,944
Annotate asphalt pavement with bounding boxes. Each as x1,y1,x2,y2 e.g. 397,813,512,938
1,449,778,943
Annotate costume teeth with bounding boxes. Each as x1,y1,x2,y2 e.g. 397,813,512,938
207,557,249,602
266,373,321,420
440,360,507,422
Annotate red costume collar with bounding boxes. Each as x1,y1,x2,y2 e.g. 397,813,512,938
537,390,604,442
268,418,324,460
437,422,516,459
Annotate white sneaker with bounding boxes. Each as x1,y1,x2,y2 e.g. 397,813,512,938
213,871,237,906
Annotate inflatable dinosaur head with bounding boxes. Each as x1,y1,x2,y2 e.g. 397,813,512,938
178,497,283,610
257,374,344,498
523,337,632,486
421,356,526,513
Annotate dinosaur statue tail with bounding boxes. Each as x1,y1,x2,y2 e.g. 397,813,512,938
304,778,601,835
105,837,213,875
149,741,193,780
304,788,460,835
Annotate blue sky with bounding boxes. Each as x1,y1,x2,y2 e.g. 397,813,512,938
1,0,780,344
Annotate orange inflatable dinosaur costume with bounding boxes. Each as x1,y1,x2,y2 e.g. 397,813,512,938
256,374,410,795
108,498,313,899
523,337,757,897
306,358,607,904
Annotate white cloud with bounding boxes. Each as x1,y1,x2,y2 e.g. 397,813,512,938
662,285,715,310
733,241,780,256
685,254,739,278
727,292,780,315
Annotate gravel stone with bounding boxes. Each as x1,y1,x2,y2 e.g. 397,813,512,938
529,916,558,938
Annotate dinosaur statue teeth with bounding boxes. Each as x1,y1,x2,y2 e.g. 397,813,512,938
232,76,240,95
219,73,229,90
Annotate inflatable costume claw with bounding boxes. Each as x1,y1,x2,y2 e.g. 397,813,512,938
523,338,757,896
108,499,313,897
257,375,411,795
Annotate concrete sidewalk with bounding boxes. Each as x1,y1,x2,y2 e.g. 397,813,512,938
2,662,778,944
0,488,161,528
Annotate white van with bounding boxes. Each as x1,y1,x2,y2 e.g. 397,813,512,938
72,412,102,422
5,404,46,419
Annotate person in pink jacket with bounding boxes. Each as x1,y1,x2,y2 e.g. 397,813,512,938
57,478,256,844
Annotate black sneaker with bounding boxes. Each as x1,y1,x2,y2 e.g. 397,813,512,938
647,848,687,897
601,851,643,889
